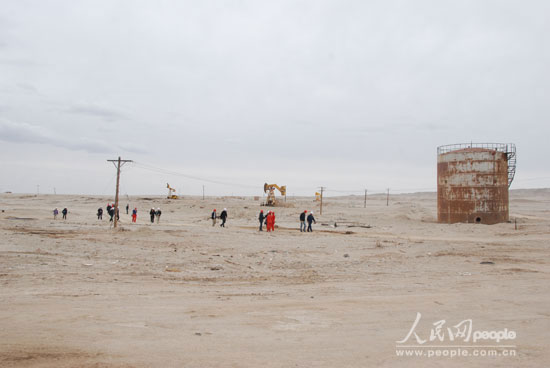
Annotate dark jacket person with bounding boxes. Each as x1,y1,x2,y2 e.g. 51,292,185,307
307,212,316,232
220,208,228,227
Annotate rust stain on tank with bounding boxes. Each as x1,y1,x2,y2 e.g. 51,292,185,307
437,144,515,224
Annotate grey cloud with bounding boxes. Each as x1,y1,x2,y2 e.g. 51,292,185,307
67,103,128,121
16,83,39,94
118,143,149,155
292,120,316,127
0,118,145,154
340,122,450,135
0,59,43,67
0,118,55,144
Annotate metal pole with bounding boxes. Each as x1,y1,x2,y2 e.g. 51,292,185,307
364,189,367,208
319,187,325,215
386,188,389,206
107,157,132,229
202,185,205,200
114,157,121,228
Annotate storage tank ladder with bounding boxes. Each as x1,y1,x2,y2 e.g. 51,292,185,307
506,144,516,188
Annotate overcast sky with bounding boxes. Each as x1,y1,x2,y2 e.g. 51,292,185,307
1,0,549,196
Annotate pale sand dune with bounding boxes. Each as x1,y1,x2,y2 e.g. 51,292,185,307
0,191,549,367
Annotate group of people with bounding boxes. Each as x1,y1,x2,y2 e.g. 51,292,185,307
56,203,317,232
258,209,316,232
211,208,228,227
149,208,162,223
100,203,120,222
208,207,317,233
258,210,276,232
95,204,161,224
299,210,316,232
53,208,68,220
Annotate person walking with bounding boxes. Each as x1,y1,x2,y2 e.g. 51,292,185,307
53,208,59,220
97,207,103,220
307,211,316,232
126,203,129,215
108,206,115,222
299,210,307,232
211,209,217,226
258,210,265,231
62,208,68,220
156,208,162,223
131,208,137,223
149,208,155,223
220,208,228,227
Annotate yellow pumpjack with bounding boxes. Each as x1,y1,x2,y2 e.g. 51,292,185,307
166,183,179,199
263,183,286,206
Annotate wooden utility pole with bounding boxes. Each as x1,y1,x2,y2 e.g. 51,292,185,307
107,157,132,228
364,189,367,208
319,186,325,215
386,188,390,206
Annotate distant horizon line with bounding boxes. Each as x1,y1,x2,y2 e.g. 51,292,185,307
2,187,549,198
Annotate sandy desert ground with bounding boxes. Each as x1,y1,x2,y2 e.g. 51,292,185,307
1,190,549,367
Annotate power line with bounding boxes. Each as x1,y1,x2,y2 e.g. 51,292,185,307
99,171,118,195
324,186,436,194
132,161,258,189
324,188,364,194
130,161,441,195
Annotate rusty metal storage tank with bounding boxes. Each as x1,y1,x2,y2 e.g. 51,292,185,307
437,143,516,224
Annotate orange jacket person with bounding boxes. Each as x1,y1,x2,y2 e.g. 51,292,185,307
132,208,137,223
266,211,273,232
270,211,276,231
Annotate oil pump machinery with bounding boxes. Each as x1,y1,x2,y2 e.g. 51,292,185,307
263,183,286,206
